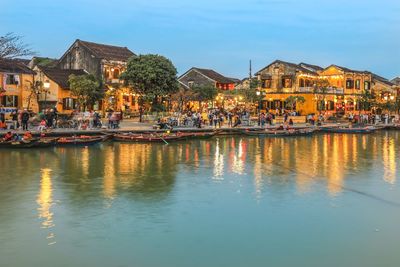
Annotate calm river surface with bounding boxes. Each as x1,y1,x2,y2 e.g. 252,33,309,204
1,132,400,267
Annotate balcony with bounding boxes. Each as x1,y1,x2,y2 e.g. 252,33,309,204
106,78,123,84
298,87,313,93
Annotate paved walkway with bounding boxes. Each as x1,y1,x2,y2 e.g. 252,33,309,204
0,119,396,137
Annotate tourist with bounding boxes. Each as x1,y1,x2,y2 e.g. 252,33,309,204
213,113,218,128
228,112,233,127
11,110,19,130
3,131,13,142
289,118,294,126
22,131,33,141
21,109,30,131
38,119,47,132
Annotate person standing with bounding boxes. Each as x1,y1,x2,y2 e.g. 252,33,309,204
21,109,30,131
11,110,19,130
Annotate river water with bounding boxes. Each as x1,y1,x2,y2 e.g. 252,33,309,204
1,132,400,267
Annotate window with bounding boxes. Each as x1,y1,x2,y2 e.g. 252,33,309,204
299,78,305,87
282,78,292,88
346,79,354,89
2,95,18,107
364,81,371,90
104,69,110,79
262,79,272,88
113,68,120,79
62,98,76,110
355,79,361,89
6,74,19,85
188,81,194,88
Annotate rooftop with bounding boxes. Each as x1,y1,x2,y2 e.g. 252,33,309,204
0,59,35,75
38,67,87,89
77,39,136,61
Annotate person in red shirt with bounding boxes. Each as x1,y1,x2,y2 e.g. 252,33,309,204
3,131,13,142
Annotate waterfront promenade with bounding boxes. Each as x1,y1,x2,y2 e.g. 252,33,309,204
0,118,398,137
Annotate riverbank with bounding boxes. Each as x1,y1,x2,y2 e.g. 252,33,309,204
0,121,399,137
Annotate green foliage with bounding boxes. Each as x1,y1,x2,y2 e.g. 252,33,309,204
313,78,330,93
121,54,179,98
69,74,104,111
192,84,218,102
285,95,306,110
358,90,376,111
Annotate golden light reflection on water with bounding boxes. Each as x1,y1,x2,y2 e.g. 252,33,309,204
383,137,396,184
33,133,399,203
36,168,56,245
213,139,224,179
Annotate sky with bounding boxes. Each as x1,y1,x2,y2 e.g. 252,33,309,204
1,0,399,79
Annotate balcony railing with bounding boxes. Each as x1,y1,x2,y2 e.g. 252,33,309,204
298,87,313,93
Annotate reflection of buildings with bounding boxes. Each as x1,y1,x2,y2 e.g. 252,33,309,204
36,168,56,245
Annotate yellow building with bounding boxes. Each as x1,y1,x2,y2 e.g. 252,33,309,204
255,60,396,115
34,66,87,113
0,59,38,115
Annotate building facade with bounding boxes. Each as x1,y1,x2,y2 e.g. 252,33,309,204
255,60,396,115
0,59,38,115
58,39,138,112
34,66,87,113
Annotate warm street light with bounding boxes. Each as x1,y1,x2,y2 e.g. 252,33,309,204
390,95,395,100
256,91,261,96
43,81,50,89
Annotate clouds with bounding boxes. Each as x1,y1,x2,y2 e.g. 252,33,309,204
1,0,399,78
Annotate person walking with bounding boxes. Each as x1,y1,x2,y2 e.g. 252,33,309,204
21,109,30,131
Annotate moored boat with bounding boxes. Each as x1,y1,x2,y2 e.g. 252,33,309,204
243,128,315,137
177,131,220,139
319,125,377,133
113,133,185,143
57,135,106,146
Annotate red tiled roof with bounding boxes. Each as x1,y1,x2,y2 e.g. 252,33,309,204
0,59,35,75
78,40,136,61
193,68,237,84
39,67,87,89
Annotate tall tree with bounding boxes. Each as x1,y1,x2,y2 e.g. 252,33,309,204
120,54,178,120
0,33,35,59
68,74,104,111
285,95,306,111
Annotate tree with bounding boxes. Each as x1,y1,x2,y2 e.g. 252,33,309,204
68,74,104,111
121,54,179,120
285,95,306,111
170,86,196,112
358,90,376,114
192,85,218,102
313,78,330,111
0,33,35,59
25,80,43,111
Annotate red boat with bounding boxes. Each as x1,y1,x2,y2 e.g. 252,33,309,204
113,133,185,143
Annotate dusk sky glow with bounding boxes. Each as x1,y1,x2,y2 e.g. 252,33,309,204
1,0,399,78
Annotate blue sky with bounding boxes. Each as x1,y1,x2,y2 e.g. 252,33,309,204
1,0,399,79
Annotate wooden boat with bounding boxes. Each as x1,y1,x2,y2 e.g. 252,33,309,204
177,131,220,139
244,128,315,137
0,139,38,148
113,133,185,143
57,135,106,146
319,126,377,133
35,138,59,148
0,138,57,148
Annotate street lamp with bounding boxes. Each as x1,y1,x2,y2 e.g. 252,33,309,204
43,80,50,110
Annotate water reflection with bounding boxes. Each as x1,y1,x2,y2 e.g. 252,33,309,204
0,132,398,206
36,168,56,245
